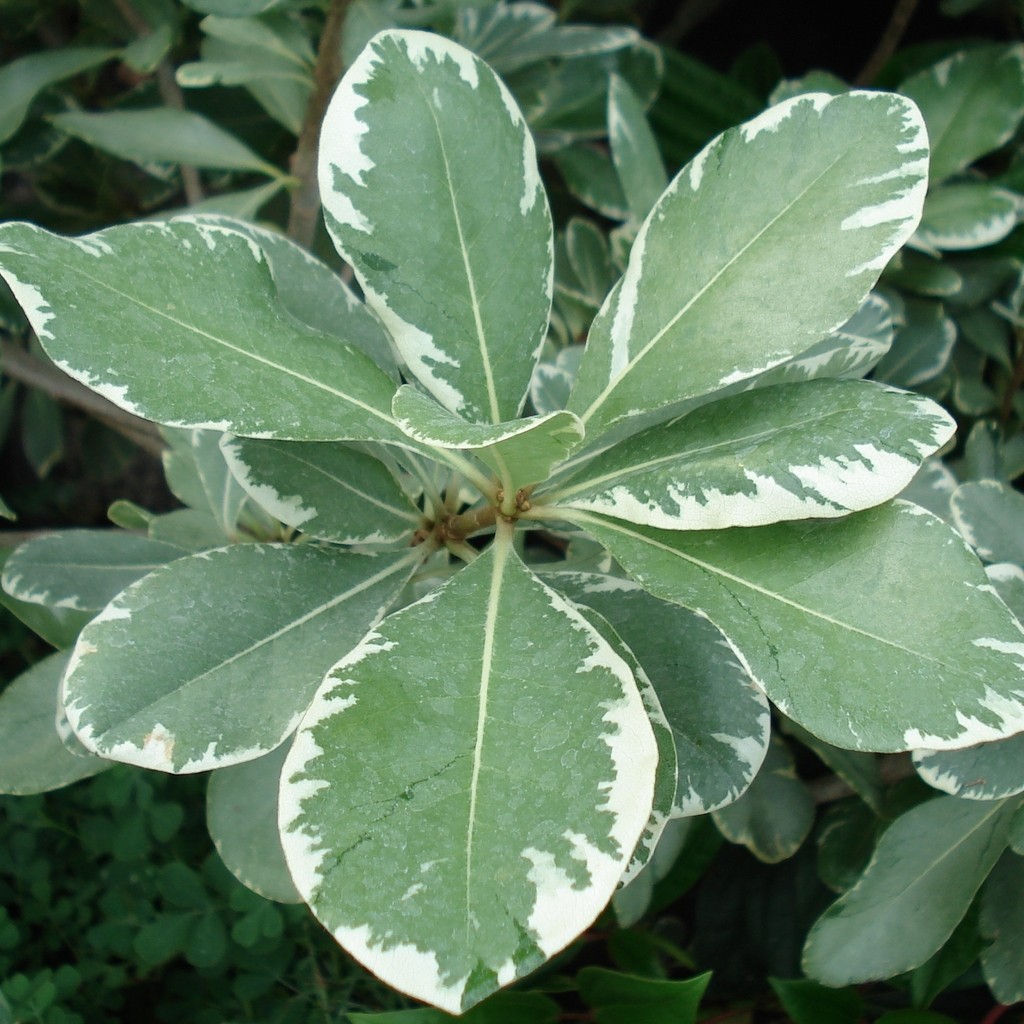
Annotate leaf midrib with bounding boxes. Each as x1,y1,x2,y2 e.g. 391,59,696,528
465,525,512,941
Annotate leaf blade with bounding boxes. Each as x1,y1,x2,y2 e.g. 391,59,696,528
569,502,1024,752
280,531,658,1012
319,29,553,423
568,91,929,438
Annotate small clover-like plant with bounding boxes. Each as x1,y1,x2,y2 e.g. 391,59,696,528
3,29,1024,1014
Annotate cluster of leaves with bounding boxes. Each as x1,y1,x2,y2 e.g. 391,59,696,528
4,3,1024,1023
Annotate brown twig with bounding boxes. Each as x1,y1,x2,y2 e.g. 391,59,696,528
854,0,921,87
286,0,350,248
807,753,915,805
1,342,164,457
112,0,205,205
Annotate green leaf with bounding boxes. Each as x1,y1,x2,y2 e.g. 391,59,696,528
914,733,1024,801
195,215,398,379
349,992,560,1024
883,249,963,298
181,0,286,12
530,346,583,417
0,47,115,144
480,24,638,77
545,380,953,530
200,32,308,133
185,910,227,968
0,218,402,442
63,544,419,773
134,912,191,965
569,502,1024,752
900,45,1024,185
916,183,1021,251
909,905,986,1008
185,179,286,220
49,108,281,177
768,977,862,1024
899,459,956,522
199,13,312,66
177,59,310,88
393,385,583,493
980,851,1024,1003
748,291,894,387
206,740,302,904
987,563,1024,622
553,144,629,221
712,735,814,863
280,528,658,1013
0,585,90,650
320,30,553,424
20,388,63,478
546,572,769,817
816,800,879,893
147,508,227,550
576,968,711,1024
568,91,929,439
2,530,184,611
784,720,884,813
873,297,957,389
566,219,615,303
223,437,418,544
608,75,667,224
0,495,14,521
951,480,1024,565
0,651,108,795
187,429,248,536
122,23,174,74
803,795,1017,984
570,603,676,880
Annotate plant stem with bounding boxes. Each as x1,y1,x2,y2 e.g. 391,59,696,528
1,342,164,456
112,0,205,204
854,0,920,86
286,0,350,248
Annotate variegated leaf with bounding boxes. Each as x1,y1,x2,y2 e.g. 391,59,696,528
63,545,419,773
900,44,1024,185
222,436,420,544
2,531,185,611
566,502,1024,752
0,651,109,795
914,733,1024,801
544,380,953,530
0,217,402,442
569,602,676,882
568,91,929,439
319,30,553,424
280,528,657,1013
206,739,303,903
547,571,769,816
916,183,1021,252
393,385,583,493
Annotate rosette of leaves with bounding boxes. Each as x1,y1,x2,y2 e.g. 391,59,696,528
3,28,1024,1014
